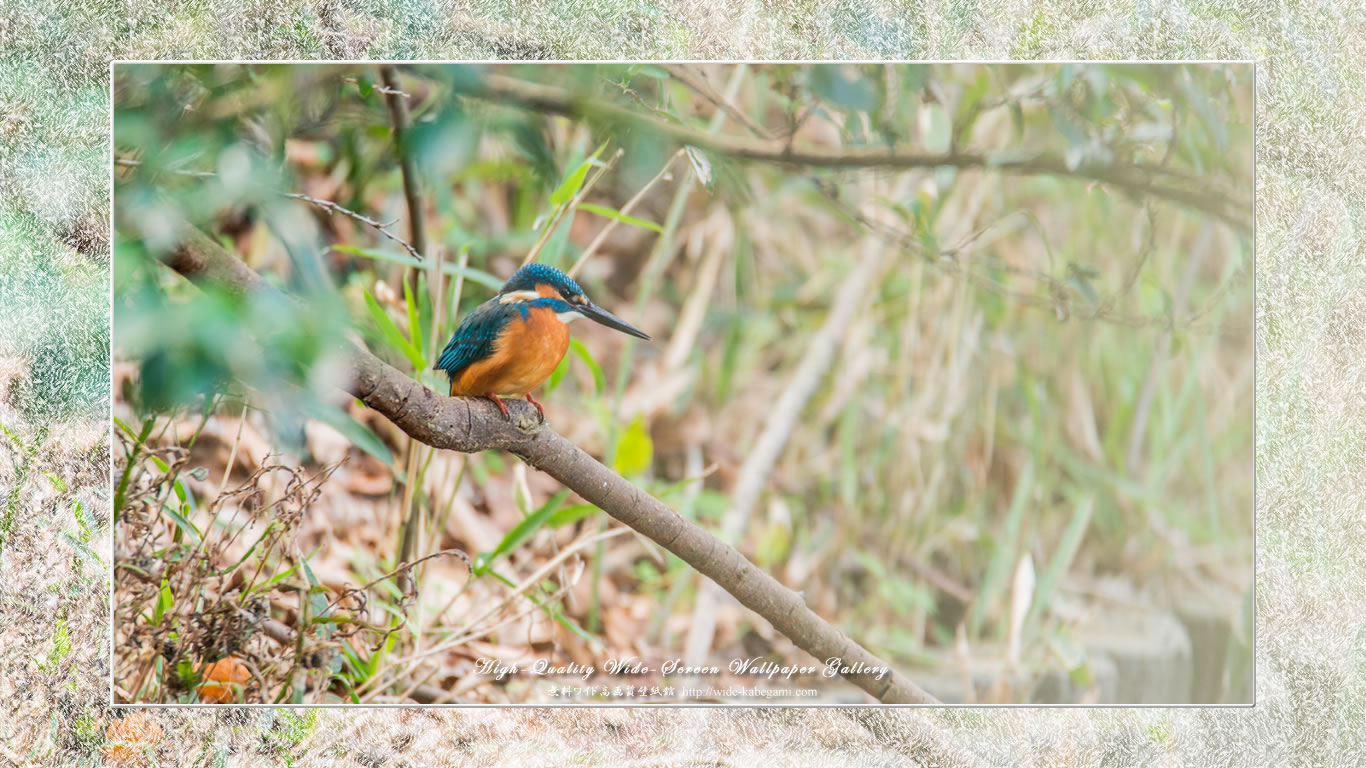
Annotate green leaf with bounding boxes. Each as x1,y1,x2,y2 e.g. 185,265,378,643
568,338,604,393
632,64,671,80
575,203,664,233
547,503,599,528
547,602,605,649
474,489,572,575
486,569,606,650
953,70,992,145
364,288,425,371
613,415,653,477
355,73,374,98
72,499,95,543
304,400,394,466
1025,494,1095,639
248,563,300,599
114,417,157,523
43,472,68,492
0,423,24,451
550,152,602,207
162,503,201,544
61,532,103,570
153,579,174,626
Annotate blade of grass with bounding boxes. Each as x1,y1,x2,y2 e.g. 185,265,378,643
969,460,1034,639
575,203,664,233
473,489,572,575
363,288,425,371
1024,493,1095,643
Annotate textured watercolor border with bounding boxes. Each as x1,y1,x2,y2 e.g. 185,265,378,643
0,2,1356,763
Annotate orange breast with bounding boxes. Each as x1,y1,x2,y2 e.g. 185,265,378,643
449,305,570,398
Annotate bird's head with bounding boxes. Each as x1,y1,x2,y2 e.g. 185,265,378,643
498,263,650,340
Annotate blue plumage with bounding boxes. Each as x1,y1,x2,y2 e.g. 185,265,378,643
503,263,584,298
433,262,648,417
434,299,504,376
435,294,574,378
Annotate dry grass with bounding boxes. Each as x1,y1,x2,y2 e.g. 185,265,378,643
109,61,1252,709
0,0,1362,766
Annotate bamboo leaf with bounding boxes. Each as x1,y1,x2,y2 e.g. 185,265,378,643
474,489,572,575
568,338,605,394
575,203,664,233
549,144,606,207
304,400,394,466
363,288,425,371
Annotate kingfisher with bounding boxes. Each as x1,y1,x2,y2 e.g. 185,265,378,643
435,263,650,420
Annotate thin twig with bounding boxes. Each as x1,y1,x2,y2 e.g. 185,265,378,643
325,549,472,618
359,527,626,696
452,72,1252,233
114,154,424,261
284,192,422,261
662,64,777,139
521,146,625,267
567,148,685,279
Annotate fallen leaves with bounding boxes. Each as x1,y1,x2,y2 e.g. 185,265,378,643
196,657,252,703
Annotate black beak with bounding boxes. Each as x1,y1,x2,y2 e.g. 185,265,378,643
576,301,650,340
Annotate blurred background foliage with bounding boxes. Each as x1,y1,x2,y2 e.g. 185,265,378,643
113,63,1252,704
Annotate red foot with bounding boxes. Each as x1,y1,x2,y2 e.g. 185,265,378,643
524,392,546,421
485,393,510,418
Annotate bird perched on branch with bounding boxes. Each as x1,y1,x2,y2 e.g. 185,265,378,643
435,263,650,420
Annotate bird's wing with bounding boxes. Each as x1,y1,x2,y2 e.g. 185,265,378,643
435,299,505,376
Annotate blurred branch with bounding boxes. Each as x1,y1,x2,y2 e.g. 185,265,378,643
155,218,940,706
450,72,1251,232
380,65,428,263
661,65,778,139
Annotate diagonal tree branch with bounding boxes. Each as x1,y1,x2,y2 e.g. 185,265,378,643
157,218,940,705
441,70,1251,233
